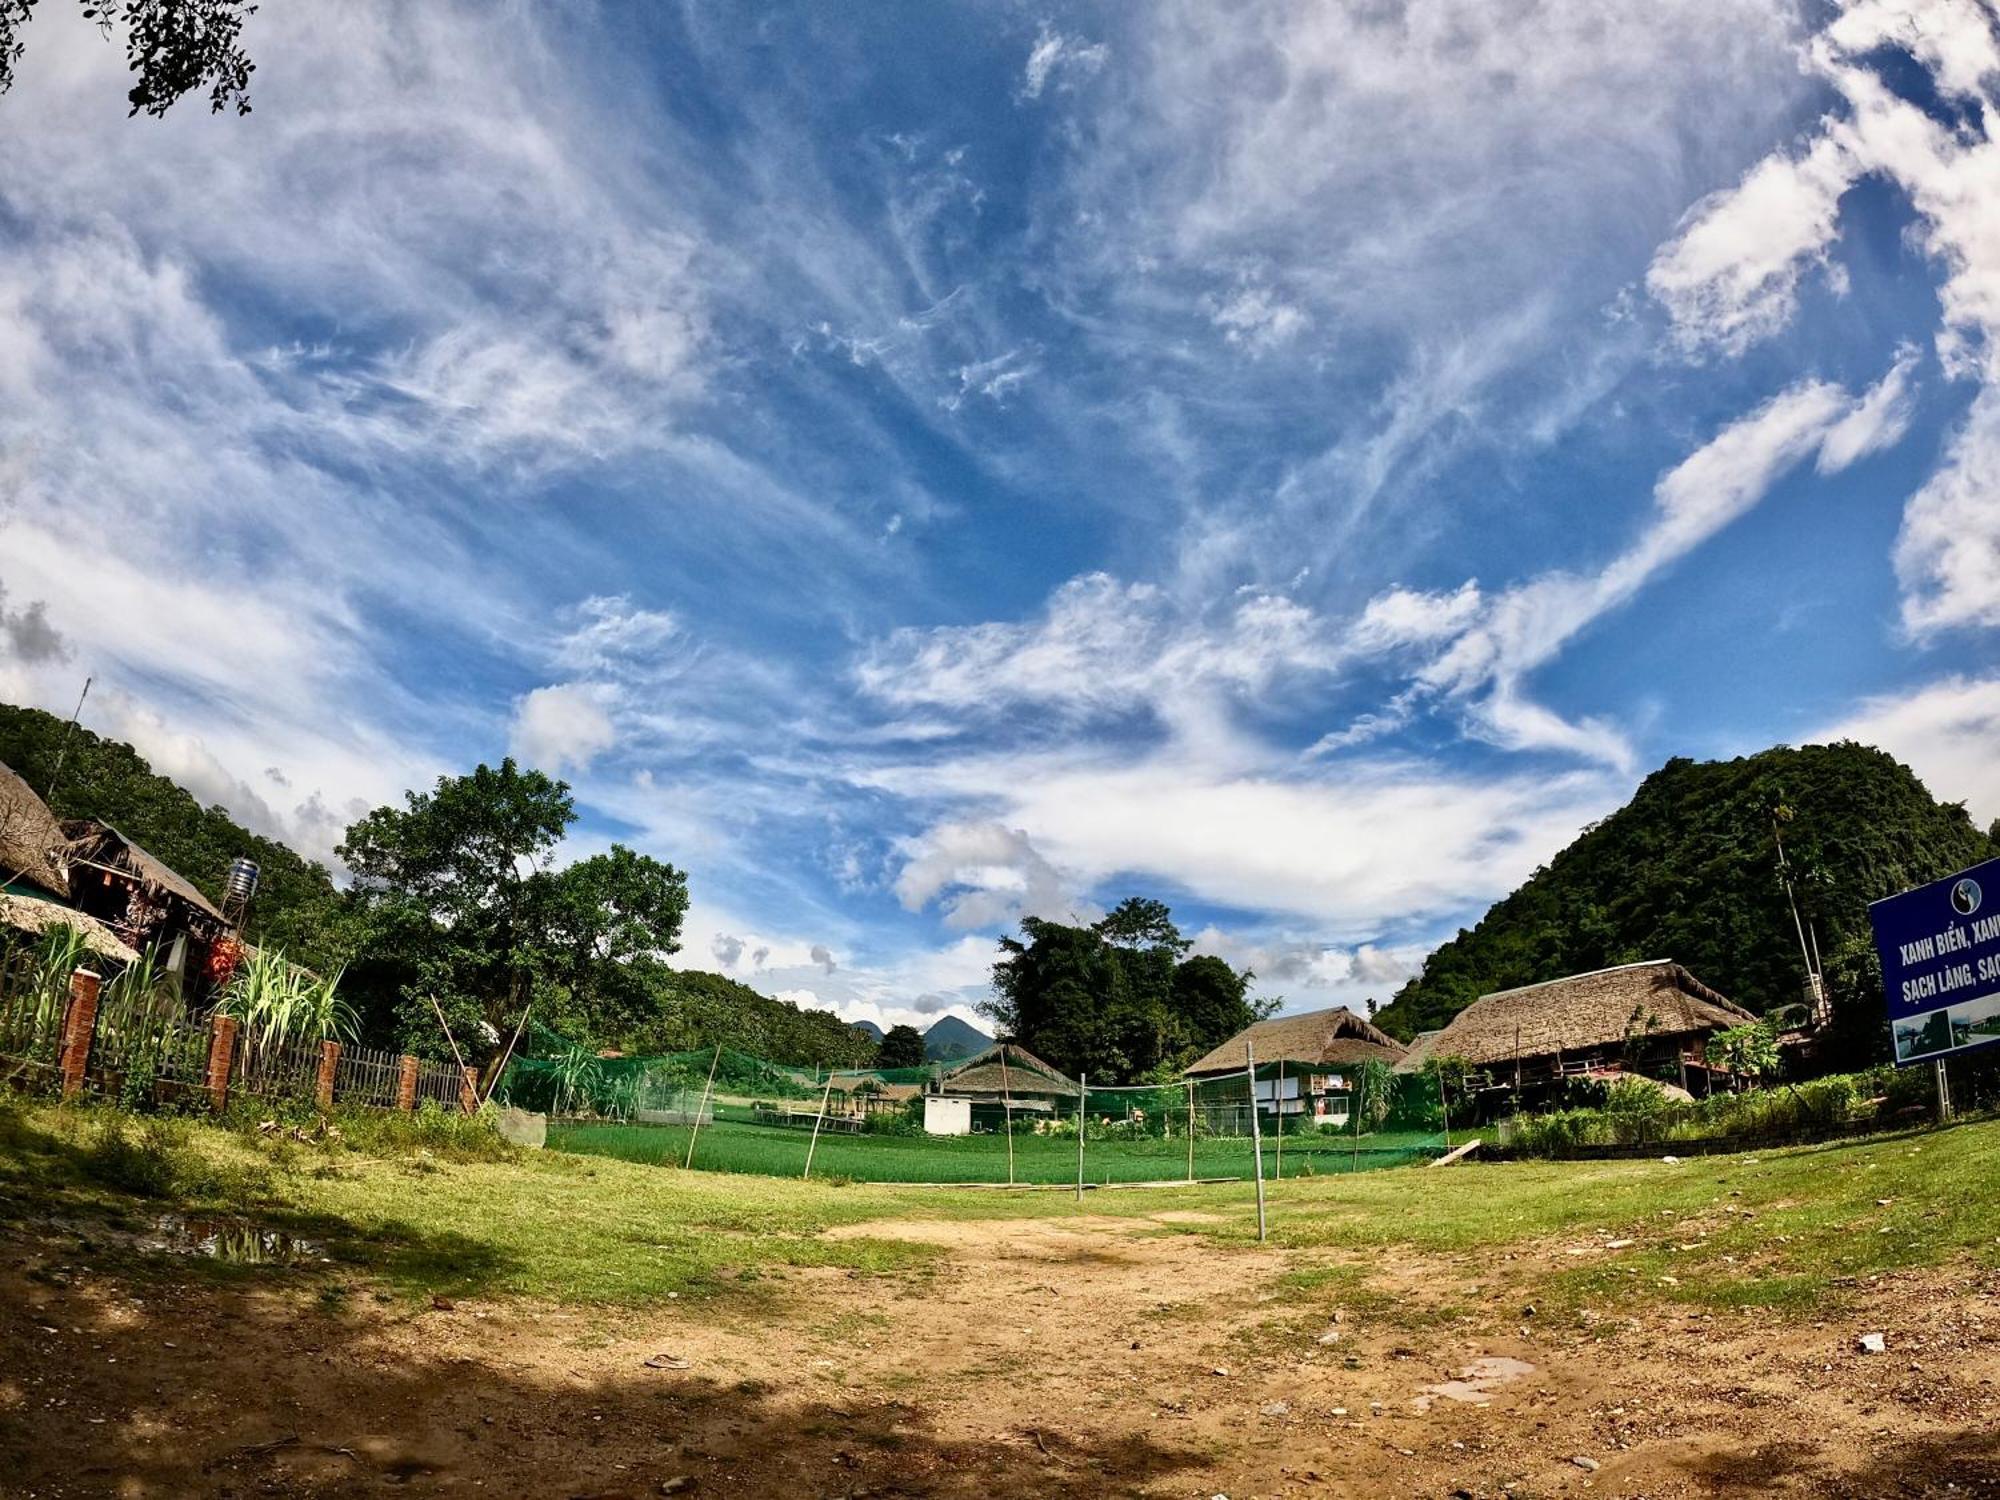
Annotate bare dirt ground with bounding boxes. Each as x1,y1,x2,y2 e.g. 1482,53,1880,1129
3,1208,1997,1499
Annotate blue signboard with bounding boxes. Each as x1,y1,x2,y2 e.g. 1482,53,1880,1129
1869,856,2000,1066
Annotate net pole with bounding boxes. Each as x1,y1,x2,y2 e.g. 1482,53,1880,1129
1275,1058,1285,1182
1075,1071,1086,1205
1000,1047,1015,1187
1186,1078,1194,1183
1351,1071,1360,1175
1246,1044,1267,1243
803,1068,836,1181
683,1044,722,1170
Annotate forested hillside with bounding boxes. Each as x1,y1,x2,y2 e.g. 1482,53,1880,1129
0,703,878,1069
1374,743,2000,1066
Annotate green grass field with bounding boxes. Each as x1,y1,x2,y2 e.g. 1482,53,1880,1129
4,1097,1996,1317
548,1115,1445,1183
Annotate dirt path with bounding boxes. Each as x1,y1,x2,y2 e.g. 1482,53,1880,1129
3,1209,1996,1498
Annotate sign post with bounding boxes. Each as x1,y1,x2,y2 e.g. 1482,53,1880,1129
1868,857,2000,1088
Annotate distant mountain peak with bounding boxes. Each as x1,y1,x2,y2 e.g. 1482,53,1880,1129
923,1014,992,1061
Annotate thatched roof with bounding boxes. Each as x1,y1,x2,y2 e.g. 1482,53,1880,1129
0,891,141,965
1184,1006,1407,1077
0,760,70,899
938,1042,1080,1099
1429,961,1755,1068
60,820,225,922
1392,1030,1444,1075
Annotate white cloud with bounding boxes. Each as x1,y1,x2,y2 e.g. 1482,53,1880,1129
1646,2,2000,636
1346,583,1484,656
1387,362,1918,766
1209,284,1309,353
1647,134,1858,357
1021,24,1108,101
1897,386,2000,634
1818,674,2000,826
510,684,616,773
892,820,1088,931
870,746,1618,934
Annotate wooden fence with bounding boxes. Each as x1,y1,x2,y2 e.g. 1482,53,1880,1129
0,961,476,1117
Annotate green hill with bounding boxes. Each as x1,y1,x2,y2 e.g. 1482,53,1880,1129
0,702,351,970
1374,742,2000,1067
924,1014,992,1061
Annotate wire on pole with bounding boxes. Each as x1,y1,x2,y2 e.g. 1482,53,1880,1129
1246,1043,1267,1243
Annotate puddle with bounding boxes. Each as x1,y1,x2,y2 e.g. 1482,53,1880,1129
144,1215,328,1266
1414,1355,1537,1411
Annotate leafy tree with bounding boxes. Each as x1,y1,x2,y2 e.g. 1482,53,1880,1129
875,1023,926,1070
1374,744,2000,1069
1170,953,1263,1063
338,760,687,1060
0,0,258,116
1706,1022,1780,1089
984,899,1262,1082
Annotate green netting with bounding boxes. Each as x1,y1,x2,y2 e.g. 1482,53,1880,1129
499,1029,1453,1182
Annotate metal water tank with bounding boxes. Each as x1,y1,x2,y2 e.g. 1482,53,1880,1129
224,857,261,909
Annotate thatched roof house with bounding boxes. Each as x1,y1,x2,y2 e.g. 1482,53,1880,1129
1184,1006,1406,1078
1427,960,1755,1083
61,821,225,924
0,760,70,900
934,1043,1080,1109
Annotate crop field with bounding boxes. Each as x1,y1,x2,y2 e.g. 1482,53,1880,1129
548,1113,1446,1183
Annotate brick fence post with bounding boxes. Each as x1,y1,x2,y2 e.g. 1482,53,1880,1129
396,1054,419,1111
316,1040,341,1114
459,1065,479,1115
206,1015,239,1114
58,968,102,1100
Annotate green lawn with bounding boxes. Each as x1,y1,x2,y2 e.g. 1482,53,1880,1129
2,1097,1995,1318
550,1115,1443,1183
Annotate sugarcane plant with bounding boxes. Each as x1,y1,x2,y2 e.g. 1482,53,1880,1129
214,945,356,1061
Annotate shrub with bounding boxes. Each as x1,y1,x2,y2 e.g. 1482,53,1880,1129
332,1101,512,1162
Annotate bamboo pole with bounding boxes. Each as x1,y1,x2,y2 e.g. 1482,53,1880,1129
1186,1078,1195,1184
427,994,477,1115
803,1068,837,1181
1275,1058,1285,1181
1000,1046,1016,1187
1351,1072,1360,1175
1246,1044,1267,1243
683,1044,722,1170
479,1002,534,1106
1075,1072,1086,1204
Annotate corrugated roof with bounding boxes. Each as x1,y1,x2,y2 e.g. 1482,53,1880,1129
1184,1006,1407,1077
1428,961,1755,1068
0,760,70,899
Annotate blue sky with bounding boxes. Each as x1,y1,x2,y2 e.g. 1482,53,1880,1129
2,1,1998,1032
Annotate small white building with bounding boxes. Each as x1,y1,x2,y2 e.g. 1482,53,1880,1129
922,1095,972,1136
